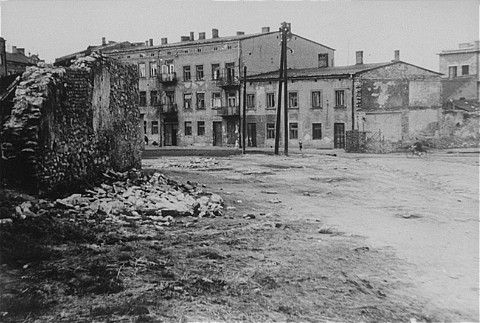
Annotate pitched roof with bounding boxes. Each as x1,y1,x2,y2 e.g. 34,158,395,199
247,61,441,80
55,41,133,64
106,31,334,54
6,52,34,65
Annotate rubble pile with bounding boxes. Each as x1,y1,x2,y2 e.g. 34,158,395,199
4,170,224,226
152,158,220,169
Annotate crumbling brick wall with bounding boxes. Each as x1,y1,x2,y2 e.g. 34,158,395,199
1,54,142,194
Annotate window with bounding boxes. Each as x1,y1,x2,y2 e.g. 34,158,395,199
289,92,298,108
138,63,146,78
318,53,329,68
196,65,204,80
312,123,322,140
149,62,157,77
212,92,221,108
247,94,255,109
143,120,147,134
211,64,220,80
150,91,158,106
226,62,235,81
196,92,205,109
462,65,469,75
197,121,205,136
267,93,275,109
227,92,237,107
183,66,191,81
289,123,298,139
183,93,192,109
448,66,457,78
139,91,147,106
184,121,192,136
312,91,322,108
151,121,159,134
266,123,275,139
335,90,345,107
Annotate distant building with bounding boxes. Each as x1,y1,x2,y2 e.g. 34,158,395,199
0,38,44,77
438,41,480,102
54,37,136,67
104,26,334,146
247,51,442,148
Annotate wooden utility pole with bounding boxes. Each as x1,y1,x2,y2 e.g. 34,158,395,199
274,27,285,155
242,66,247,154
282,22,289,156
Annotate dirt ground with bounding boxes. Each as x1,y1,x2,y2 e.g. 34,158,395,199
1,150,478,322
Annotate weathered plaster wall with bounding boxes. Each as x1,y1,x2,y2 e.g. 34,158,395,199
241,32,335,76
357,62,441,111
248,77,352,149
1,55,141,194
409,80,441,106
441,77,478,102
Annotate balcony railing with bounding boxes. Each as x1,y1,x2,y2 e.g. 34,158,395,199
158,72,177,85
161,103,178,114
215,69,240,88
216,105,240,117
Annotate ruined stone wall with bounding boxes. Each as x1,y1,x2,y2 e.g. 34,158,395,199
1,55,141,194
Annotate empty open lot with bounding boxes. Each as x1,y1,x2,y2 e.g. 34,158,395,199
144,150,479,321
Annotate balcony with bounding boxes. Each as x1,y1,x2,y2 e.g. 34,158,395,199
216,105,240,118
215,69,240,89
161,103,178,117
158,73,177,85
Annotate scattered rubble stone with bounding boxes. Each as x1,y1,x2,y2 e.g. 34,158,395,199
261,190,278,194
268,198,282,204
8,170,225,224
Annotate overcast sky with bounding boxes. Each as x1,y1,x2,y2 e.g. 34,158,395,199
1,0,478,70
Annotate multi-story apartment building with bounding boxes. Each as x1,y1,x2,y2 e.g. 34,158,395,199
106,27,334,147
246,51,442,149
438,41,480,102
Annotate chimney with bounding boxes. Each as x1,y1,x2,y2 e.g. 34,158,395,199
355,51,363,65
236,31,245,36
181,36,190,42
102,37,106,45
199,32,206,40
145,40,149,46
149,38,153,46
190,32,195,41
17,48,25,55
212,28,219,38
12,46,17,54
261,27,270,33
161,37,168,45
394,50,400,61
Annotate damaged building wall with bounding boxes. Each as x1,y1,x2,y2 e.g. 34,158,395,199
1,55,142,194
355,62,442,146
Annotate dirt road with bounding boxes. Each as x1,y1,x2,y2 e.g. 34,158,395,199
144,151,479,321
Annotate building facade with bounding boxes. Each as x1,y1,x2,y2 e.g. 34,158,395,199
438,41,480,102
105,27,334,147
247,51,442,149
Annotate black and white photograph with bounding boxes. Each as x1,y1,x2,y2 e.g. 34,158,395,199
0,0,478,321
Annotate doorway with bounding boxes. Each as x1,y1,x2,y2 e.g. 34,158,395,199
334,123,345,149
213,121,223,146
247,123,257,147
164,122,178,146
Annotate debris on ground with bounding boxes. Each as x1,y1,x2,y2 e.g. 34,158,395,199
4,169,225,224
